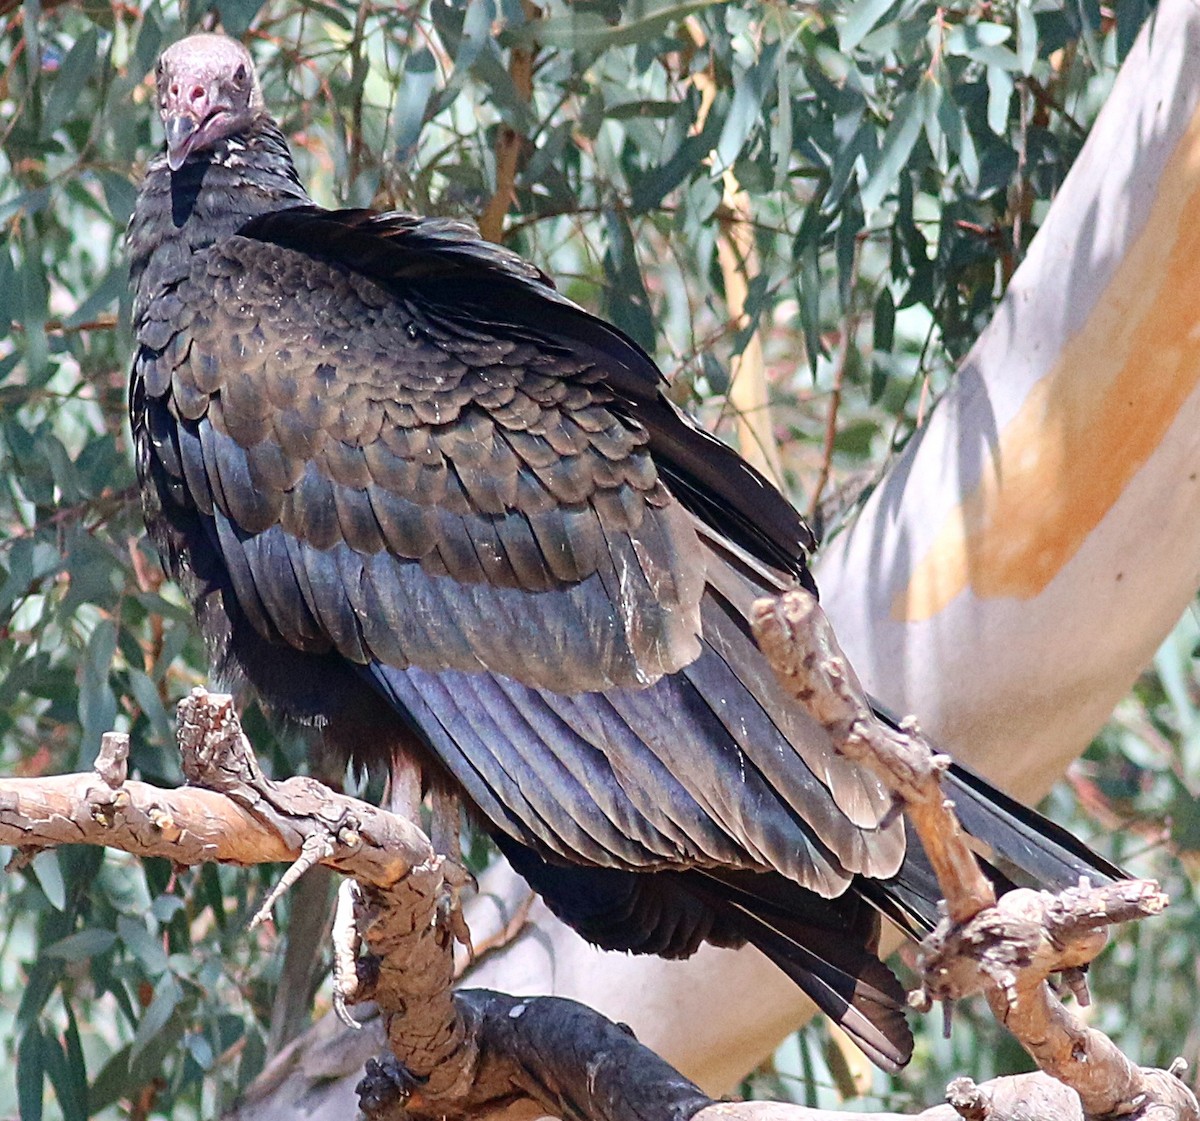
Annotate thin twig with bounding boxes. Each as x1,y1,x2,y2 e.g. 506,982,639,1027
808,237,862,523
478,2,539,242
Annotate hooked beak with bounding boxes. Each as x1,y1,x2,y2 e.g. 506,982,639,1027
165,114,200,172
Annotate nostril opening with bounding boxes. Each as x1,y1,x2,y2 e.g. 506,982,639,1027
190,85,205,103
170,83,179,96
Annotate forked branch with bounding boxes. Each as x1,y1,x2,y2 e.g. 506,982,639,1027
0,659,1191,1120
750,590,1194,1121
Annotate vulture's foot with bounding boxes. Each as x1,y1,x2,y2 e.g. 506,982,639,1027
356,1054,427,1120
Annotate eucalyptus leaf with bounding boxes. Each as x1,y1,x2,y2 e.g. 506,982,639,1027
860,80,932,213
839,0,898,52
518,1,717,52
96,169,138,226
130,974,183,1064
715,43,780,173
40,29,98,140
43,929,118,961
601,210,655,353
426,0,494,118
185,1031,214,1071
126,667,173,743
17,1024,44,1121
85,1044,133,1116
394,48,439,158
628,111,720,212
31,850,66,912
1116,0,1151,59
987,65,1015,135
117,913,171,977
1016,1,1039,74
41,1024,88,1121
937,92,979,187
64,264,125,328
873,285,895,354
59,1008,89,1121
78,618,118,767
213,0,265,36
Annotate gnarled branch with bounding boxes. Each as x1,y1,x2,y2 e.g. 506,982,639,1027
1,680,1191,1120
750,590,1194,1121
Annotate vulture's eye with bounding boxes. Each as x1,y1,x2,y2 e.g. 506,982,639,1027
234,63,247,85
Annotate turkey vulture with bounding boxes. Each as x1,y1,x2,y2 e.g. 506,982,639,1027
128,33,1118,1071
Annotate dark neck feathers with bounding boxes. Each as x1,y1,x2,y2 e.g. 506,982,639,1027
128,114,312,321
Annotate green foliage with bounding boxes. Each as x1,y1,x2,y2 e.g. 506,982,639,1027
0,0,1188,1118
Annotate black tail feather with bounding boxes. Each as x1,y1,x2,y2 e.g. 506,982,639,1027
691,870,914,1071
944,761,1124,890
864,700,1124,937
495,835,916,1070
730,904,913,1072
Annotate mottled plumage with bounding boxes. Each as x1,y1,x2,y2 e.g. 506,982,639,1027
129,34,1119,1071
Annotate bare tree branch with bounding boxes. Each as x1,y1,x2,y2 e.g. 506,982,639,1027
2,682,1192,1120
478,1,539,242
0,696,430,886
750,590,1196,1121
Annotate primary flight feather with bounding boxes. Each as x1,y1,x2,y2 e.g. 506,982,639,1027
128,32,1119,1071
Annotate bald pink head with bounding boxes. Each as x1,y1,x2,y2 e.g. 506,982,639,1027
155,33,264,171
